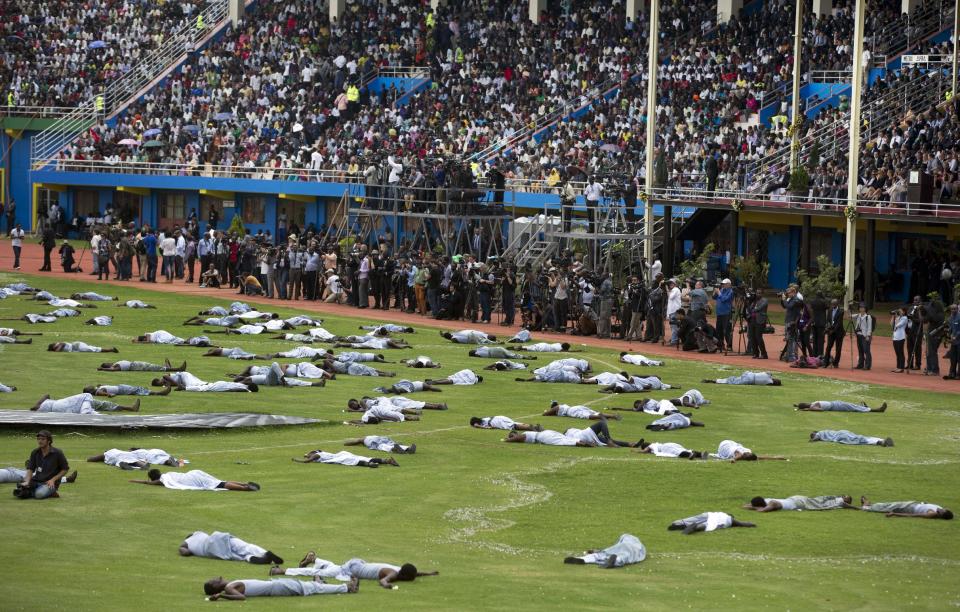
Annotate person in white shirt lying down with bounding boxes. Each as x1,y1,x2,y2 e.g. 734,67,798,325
347,397,448,412
87,447,181,469
344,435,416,454
619,352,663,366
229,362,335,380
83,384,172,397
292,449,399,468
48,341,119,353
743,495,855,512
179,530,284,565
634,439,706,459
542,401,621,421
667,512,756,534
98,358,185,371
424,369,483,386
152,373,258,392
129,468,260,491
504,420,637,447
469,416,542,431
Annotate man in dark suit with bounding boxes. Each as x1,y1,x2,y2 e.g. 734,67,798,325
746,292,768,359
809,291,828,357
823,299,845,368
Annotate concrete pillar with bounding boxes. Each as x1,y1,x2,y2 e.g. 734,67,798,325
529,0,547,23
329,0,345,23
730,211,740,261
229,0,243,26
812,0,833,17
901,0,920,15
644,0,659,262
717,0,743,24
843,0,866,306
800,215,811,273
864,220,876,309
626,0,641,23
663,205,674,277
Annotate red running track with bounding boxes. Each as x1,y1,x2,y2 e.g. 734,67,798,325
3,240,956,394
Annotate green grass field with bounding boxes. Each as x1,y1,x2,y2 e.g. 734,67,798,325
0,273,957,611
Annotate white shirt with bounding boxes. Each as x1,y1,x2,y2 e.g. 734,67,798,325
160,237,176,257
10,228,24,246
525,430,579,446
584,182,602,202
716,439,751,460
666,287,682,316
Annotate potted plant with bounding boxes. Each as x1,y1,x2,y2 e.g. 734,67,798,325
788,166,810,204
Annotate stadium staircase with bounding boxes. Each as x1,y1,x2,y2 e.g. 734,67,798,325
30,0,240,168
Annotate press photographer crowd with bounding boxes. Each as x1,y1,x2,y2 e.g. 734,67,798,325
25,206,960,382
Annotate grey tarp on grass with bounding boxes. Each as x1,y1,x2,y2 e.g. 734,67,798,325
0,411,321,429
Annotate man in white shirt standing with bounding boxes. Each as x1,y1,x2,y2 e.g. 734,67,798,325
160,231,177,283
665,278,682,346
89,229,102,276
387,155,403,211
9,223,25,269
583,177,603,234
175,229,186,279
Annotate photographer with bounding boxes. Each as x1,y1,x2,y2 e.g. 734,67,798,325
923,296,946,376
477,264,496,324
626,275,646,341
946,303,960,380
688,280,709,325
501,264,517,326
642,276,665,343
823,299,845,368
16,430,69,500
809,291,828,358
906,295,924,370
746,291,769,359
713,279,734,351
549,268,570,333
780,286,803,362
891,306,908,373
852,302,874,370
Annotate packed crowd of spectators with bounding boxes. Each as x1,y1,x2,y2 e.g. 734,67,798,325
47,0,956,210
1,0,209,109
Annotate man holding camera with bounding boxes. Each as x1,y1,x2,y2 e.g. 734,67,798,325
906,295,924,370
713,279,734,352
780,286,803,362
626,276,647,341
16,430,70,500
746,291,769,359
923,296,946,376
823,299,845,368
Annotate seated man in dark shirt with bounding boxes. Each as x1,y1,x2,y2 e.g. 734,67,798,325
20,430,70,499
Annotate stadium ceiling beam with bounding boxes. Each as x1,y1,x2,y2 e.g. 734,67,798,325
116,186,150,197
278,193,316,204
199,189,234,200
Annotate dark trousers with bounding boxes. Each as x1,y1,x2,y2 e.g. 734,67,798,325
98,256,110,280
503,292,515,325
12,245,21,268
811,325,825,356
186,256,196,282
643,312,662,341
925,331,942,374
589,420,630,447
906,330,922,369
948,343,960,378
893,338,906,370
554,298,569,331
146,256,157,282
824,332,843,366
749,323,767,358
42,246,53,270
479,291,491,322
855,335,872,369
303,271,318,300
716,314,732,350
